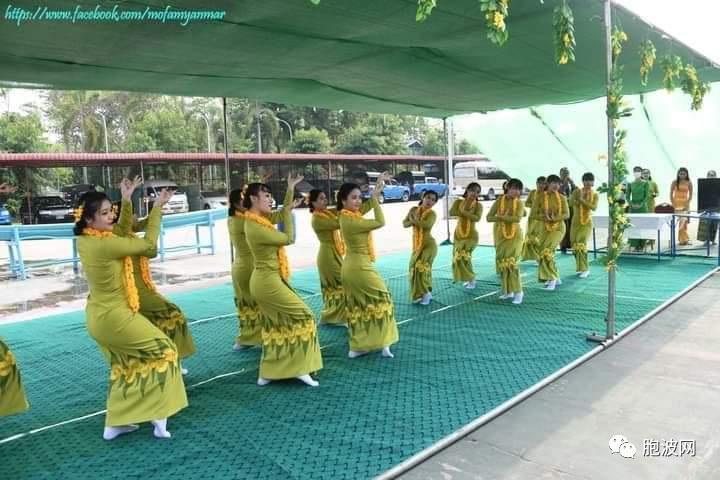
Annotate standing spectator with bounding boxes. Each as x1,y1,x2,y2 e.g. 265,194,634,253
698,170,718,245
558,167,577,254
670,167,693,246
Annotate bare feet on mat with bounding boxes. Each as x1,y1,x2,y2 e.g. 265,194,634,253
544,280,557,291
512,292,524,305
420,292,432,305
381,347,394,358
102,424,139,441
348,350,368,359
296,374,319,387
257,377,271,386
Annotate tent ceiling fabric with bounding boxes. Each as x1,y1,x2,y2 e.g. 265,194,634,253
1,0,718,117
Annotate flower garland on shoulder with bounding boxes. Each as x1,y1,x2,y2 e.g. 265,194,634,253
313,208,346,256
245,211,290,282
412,206,433,253
498,195,518,239
83,227,140,313
543,191,564,232
340,209,376,262
579,187,593,226
457,198,477,239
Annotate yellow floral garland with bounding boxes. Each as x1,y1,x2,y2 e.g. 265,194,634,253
543,191,564,232
0,349,17,377
245,211,290,282
498,195,518,240
83,227,140,313
340,209,376,262
457,198,477,239
412,206,433,253
73,206,84,223
313,209,346,256
579,188,593,226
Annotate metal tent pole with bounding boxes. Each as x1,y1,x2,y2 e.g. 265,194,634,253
441,117,454,246
588,0,616,343
222,97,234,264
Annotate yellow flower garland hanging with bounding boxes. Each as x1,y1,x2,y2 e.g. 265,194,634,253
83,227,140,313
498,195,518,240
579,188,593,226
313,209,346,256
340,209,376,262
245,211,291,282
457,198,477,239
543,191,564,232
412,206,433,253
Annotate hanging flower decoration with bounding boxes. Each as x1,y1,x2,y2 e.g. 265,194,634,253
638,40,656,86
680,64,711,111
660,54,683,91
553,0,575,65
480,0,510,46
597,28,632,272
416,0,437,22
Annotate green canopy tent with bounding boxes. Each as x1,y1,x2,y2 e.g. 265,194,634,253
1,1,719,476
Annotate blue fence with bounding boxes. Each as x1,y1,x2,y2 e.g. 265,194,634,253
0,209,228,280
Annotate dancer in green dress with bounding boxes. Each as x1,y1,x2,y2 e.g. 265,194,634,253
402,191,438,305
228,183,294,349
487,179,526,304
309,189,372,325
76,181,187,440
569,173,599,278
522,176,546,261
530,175,569,291
450,183,483,289
338,174,399,358
245,175,323,387
627,166,651,251
113,178,196,367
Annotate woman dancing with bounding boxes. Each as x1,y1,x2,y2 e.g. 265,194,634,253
449,183,483,289
402,191,438,306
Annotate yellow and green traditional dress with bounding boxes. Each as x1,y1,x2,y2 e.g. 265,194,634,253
569,187,599,273
0,339,29,417
229,188,294,346
402,205,438,301
113,201,196,359
449,198,483,282
339,198,399,352
522,189,542,261
77,206,187,427
245,206,323,380
627,179,651,250
531,191,570,282
647,180,659,213
310,202,370,325
487,195,526,295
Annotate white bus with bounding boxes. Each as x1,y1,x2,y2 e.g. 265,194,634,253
453,160,511,200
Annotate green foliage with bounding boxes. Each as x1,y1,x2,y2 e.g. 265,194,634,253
639,40,656,86
416,0,437,22
288,127,332,153
457,138,480,155
126,109,198,152
553,0,575,65
479,0,509,46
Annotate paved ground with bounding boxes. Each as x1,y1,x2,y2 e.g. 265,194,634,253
400,272,720,480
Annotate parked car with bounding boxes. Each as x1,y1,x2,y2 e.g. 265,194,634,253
19,196,74,224
363,172,411,203
0,203,11,225
412,176,448,199
193,191,228,210
143,180,189,215
61,184,96,206
453,160,511,200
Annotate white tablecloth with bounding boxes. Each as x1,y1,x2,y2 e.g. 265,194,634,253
592,213,672,240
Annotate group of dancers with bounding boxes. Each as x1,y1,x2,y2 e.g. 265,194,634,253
0,171,601,442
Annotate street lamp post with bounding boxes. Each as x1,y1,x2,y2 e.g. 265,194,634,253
278,118,293,143
97,112,109,188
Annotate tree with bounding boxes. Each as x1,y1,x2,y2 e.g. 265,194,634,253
422,127,446,155
457,138,481,155
288,128,331,153
335,114,409,154
125,109,198,152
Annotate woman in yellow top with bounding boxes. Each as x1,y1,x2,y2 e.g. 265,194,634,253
228,183,294,349
487,179,526,305
245,175,323,387
450,182,483,290
530,174,570,291
112,178,196,369
569,173,599,278
671,167,693,246
338,173,399,359
0,183,29,418
403,191,439,306
76,182,187,441
522,176,546,261
308,189,372,325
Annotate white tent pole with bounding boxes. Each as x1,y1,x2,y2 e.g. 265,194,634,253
442,117,455,245
588,0,616,343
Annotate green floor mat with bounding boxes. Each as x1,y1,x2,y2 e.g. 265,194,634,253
0,246,715,480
